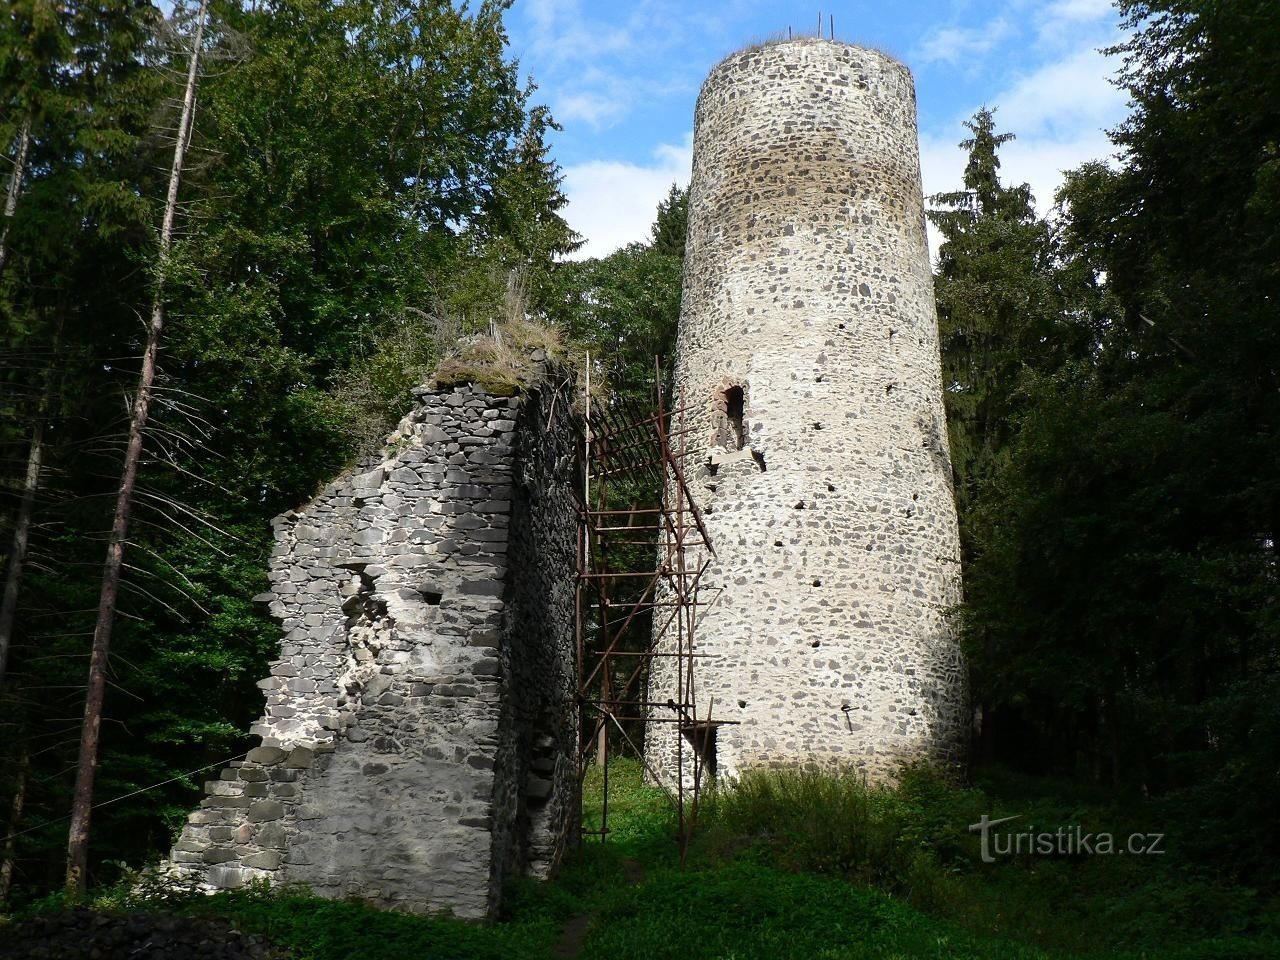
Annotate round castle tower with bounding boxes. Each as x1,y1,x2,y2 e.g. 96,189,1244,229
646,38,967,784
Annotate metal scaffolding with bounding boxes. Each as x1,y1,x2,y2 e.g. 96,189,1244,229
572,365,729,858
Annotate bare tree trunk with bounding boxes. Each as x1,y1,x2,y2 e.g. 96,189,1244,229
64,0,208,895
0,748,29,903
0,117,44,671
0,417,43,684
0,114,32,278
0,314,61,683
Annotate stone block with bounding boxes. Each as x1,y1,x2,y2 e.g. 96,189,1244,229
256,823,288,848
247,800,285,823
242,851,283,871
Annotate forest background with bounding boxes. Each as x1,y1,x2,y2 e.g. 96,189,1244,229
0,0,1275,903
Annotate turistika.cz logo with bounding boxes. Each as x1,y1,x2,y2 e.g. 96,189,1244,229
968,814,1166,863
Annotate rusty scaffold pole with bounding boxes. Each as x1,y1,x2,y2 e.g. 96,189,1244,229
571,358,729,861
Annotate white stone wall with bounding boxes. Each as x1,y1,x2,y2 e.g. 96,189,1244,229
647,38,967,785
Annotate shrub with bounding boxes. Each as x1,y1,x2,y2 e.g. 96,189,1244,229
697,764,985,896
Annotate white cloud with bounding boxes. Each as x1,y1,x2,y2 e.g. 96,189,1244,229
555,91,627,128
522,0,637,64
995,46,1125,139
915,19,1012,65
919,37,1126,262
560,135,693,260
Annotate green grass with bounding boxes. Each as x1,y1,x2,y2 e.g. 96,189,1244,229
6,759,1277,959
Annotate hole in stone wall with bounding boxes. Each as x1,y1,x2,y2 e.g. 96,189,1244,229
838,322,846,329
724,386,745,450
794,500,806,510
707,483,718,493
912,493,919,501
681,723,717,780
811,640,822,648
773,539,784,547
827,483,836,492
812,578,822,587
421,589,443,606
707,461,720,477
737,699,747,709
812,422,823,430
885,383,895,394
752,450,767,472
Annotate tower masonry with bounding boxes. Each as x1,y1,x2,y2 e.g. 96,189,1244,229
647,38,967,784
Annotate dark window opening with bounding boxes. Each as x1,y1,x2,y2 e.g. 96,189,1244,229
683,723,718,780
724,386,745,450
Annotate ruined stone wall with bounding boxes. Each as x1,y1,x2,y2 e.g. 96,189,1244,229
647,38,967,785
163,374,579,918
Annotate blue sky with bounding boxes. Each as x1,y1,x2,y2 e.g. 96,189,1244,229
502,0,1130,259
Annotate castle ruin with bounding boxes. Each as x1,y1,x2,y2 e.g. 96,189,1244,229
161,36,966,920
162,372,580,918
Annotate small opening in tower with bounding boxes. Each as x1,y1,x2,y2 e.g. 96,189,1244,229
682,723,717,781
724,386,745,450
752,450,767,472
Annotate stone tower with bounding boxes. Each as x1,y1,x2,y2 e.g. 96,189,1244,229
647,38,967,784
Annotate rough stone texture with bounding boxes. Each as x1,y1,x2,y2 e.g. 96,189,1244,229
161,374,579,919
647,39,967,785
0,909,282,960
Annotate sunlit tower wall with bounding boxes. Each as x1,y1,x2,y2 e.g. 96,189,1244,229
646,38,967,786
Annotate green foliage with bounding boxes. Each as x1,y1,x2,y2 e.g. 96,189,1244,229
557,184,687,407
935,0,1280,884
698,766,983,893
927,109,1076,555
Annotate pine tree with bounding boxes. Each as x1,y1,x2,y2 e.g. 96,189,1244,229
927,109,1065,551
